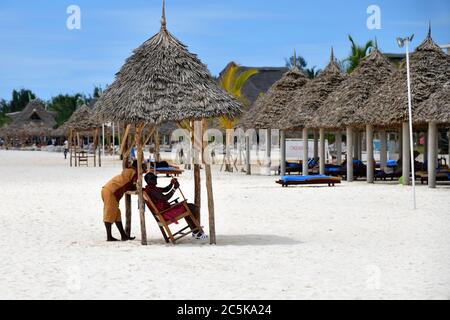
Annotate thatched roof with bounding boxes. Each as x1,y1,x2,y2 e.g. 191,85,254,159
238,67,308,129
312,48,396,129
3,100,57,136
278,49,348,130
94,1,241,124
415,81,450,126
61,105,100,132
361,30,450,128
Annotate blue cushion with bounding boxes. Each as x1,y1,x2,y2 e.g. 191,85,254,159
286,162,300,168
387,160,397,167
280,175,330,183
153,167,179,171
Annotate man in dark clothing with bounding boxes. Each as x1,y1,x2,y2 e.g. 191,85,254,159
144,173,207,240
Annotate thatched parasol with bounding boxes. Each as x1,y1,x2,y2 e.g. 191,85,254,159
238,66,308,129
4,100,57,138
278,49,348,130
312,47,396,130
62,105,100,132
94,3,241,124
415,81,450,126
93,0,242,245
362,29,450,128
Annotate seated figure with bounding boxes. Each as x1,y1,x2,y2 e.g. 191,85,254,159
144,173,207,240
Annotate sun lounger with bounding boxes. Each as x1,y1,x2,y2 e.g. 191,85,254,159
149,167,184,177
276,175,341,187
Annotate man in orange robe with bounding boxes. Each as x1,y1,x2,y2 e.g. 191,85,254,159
101,160,142,242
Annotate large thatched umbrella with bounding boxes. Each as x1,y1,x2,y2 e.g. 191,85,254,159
238,64,308,175
312,46,396,182
3,100,57,147
61,105,102,167
361,29,450,186
94,1,241,245
279,49,348,175
415,81,450,126
415,82,450,187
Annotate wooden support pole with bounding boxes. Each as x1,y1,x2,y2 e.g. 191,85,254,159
245,135,251,175
303,128,309,176
202,120,216,245
336,131,342,165
266,129,272,175
428,121,437,189
280,130,286,176
319,128,326,175
313,130,319,161
346,127,354,182
135,124,148,246
380,130,387,172
155,129,161,162
122,131,132,236
366,125,374,183
402,122,411,186
69,129,73,167
192,121,202,222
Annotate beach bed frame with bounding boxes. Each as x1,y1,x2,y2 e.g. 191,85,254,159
276,175,342,187
142,191,203,244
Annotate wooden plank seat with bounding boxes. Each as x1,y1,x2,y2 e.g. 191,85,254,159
142,191,202,244
78,151,89,166
276,175,342,187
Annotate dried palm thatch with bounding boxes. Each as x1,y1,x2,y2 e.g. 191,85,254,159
415,81,450,126
238,67,308,129
360,31,450,128
3,100,57,137
61,105,100,132
94,3,241,124
312,48,396,130
278,49,348,130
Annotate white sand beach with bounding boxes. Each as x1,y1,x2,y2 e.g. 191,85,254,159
0,150,449,300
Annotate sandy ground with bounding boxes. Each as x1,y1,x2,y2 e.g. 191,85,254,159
0,150,449,300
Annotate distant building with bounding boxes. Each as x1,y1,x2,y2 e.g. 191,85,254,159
440,44,450,54
218,62,288,105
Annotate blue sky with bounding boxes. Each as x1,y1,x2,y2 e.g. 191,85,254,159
0,0,449,100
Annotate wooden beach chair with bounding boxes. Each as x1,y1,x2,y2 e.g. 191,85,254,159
276,175,341,187
78,151,89,167
143,191,202,244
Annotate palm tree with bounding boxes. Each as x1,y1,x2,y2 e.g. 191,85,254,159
345,35,374,73
305,66,321,79
285,54,307,71
218,62,258,171
218,62,258,129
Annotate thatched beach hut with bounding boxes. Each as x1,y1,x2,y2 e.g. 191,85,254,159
239,64,308,175
2,100,57,148
94,0,241,245
61,105,102,167
312,46,396,182
279,49,348,175
415,82,450,187
360,29,450,186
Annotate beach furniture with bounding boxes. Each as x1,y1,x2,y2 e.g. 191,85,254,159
276,175,341,187
143,191,202,244
78,151,89,167
149,166,184,177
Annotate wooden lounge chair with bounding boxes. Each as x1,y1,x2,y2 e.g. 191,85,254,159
276,175,342,187
149,166,184,177
78,151,88,167
143,191,202,244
